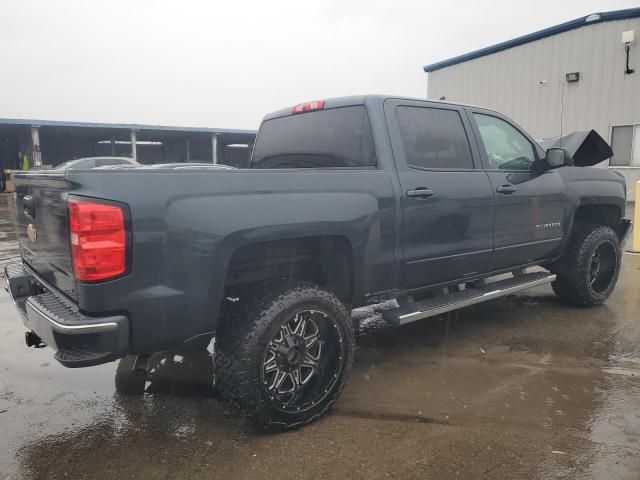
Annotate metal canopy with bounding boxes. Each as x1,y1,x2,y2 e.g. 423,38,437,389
0,117,255,137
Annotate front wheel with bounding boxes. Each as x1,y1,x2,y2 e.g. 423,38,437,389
551,223,621,306
214,281,354,430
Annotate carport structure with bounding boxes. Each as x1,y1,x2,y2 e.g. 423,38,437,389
0,118,256,170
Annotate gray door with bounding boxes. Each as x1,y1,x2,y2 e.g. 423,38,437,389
385,100,494,289
468,110,567,270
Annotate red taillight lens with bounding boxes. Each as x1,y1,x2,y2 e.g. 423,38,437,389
68,198,127,282
291,100,325,114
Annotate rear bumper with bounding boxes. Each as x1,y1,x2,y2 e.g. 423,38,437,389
3,261,129,367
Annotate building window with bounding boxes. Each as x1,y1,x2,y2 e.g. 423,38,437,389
610,125,640,167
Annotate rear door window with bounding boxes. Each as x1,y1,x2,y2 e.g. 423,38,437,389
395,106,474,170
251,106,376,169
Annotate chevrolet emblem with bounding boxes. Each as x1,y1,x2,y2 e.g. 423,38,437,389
26,223,37,242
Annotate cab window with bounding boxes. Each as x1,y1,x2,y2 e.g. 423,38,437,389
473,113,535,171
251,106,376,169
396,106,474,170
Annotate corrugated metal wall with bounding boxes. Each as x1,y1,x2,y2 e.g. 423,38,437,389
427,17,640,197
427,18,640,141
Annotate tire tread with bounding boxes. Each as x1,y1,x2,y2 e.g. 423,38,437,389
551,223,621,306
214,280,353,430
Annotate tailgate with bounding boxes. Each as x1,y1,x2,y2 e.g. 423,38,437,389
13,171,77,301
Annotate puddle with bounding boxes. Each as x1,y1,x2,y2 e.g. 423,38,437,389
1,199,640,478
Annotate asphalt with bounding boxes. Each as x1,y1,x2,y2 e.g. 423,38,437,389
0,193,639,479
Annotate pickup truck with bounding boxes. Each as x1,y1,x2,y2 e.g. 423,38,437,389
4,95,632,430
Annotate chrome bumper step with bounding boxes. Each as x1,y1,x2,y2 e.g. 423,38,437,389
383,272,556,326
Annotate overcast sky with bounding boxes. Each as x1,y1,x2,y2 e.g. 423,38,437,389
1,0,637,129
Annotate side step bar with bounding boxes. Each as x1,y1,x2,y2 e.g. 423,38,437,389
383,272,556,326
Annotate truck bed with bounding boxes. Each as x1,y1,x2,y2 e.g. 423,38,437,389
12,166,397,353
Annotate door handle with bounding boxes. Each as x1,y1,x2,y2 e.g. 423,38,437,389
407,188,435,199
496,185,517,195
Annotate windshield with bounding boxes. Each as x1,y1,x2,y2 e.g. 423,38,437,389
53,159,81,170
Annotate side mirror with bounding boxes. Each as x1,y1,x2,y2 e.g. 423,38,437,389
545,148,572,168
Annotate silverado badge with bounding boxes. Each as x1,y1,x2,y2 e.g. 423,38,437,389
26,223,37,242
535,222,561,231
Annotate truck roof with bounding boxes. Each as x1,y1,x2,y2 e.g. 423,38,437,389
262,94,494,121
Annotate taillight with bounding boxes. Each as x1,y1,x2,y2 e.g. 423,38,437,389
291,100,325,114
68,198,127,282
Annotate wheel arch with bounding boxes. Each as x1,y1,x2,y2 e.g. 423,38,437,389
572,203,625,240
222,235,356,306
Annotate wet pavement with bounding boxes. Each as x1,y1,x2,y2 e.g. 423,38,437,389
0,193,639,479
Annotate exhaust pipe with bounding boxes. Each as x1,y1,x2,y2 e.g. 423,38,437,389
131,353,152,376
25,331,45,348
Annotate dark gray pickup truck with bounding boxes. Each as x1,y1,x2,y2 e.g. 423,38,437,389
5,95,632,429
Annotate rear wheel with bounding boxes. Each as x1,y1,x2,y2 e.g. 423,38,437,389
551,223,621,306
214,281,354,430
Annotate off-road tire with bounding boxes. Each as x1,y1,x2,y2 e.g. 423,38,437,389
551,223,621,306
214,281,354,431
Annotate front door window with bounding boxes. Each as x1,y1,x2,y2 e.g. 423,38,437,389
473,114,535,171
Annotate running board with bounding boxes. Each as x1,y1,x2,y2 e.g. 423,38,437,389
383,272,556,326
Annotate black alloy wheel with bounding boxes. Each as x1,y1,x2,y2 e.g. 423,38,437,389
214,281,354,430
261,309,344,413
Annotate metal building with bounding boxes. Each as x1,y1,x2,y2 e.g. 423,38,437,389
0,118,256,172
424,7,640,195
